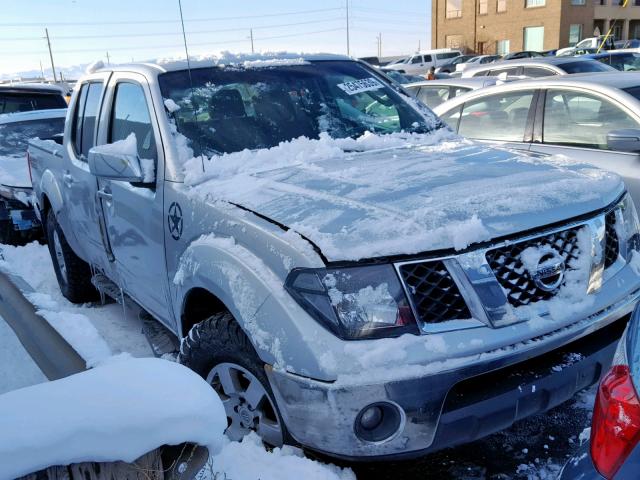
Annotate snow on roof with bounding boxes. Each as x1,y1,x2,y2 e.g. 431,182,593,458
0,357,226,479
116,51,350,74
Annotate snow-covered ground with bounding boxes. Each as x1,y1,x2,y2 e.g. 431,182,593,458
0,242,356,480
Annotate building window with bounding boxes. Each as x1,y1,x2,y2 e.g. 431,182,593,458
571,0,586,4
479,0,488,14
569,24,583,46
525,0,546,7
593,0,607,5
524,26,545,50
497,0,507,12
446,0,462,18
497,40,511,55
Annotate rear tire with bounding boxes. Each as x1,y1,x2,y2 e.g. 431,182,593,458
179,312,290,448
46,210,98,303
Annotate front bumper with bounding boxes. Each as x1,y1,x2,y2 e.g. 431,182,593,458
267,289,639,459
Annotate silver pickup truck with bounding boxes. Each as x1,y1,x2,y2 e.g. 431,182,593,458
28,54,640,460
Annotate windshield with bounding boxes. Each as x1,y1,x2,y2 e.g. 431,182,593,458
0,117,65,157
159,61,438,156
560,60,613,74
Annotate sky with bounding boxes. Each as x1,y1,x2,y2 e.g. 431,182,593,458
0,0,431,79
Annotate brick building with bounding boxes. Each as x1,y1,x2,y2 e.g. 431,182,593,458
432,1,640,55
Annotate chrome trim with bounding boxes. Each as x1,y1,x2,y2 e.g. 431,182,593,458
394,201,625,332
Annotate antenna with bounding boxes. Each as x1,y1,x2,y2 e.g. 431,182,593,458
177,0,205,172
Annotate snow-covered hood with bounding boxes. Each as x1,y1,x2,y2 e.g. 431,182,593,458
184,132,624,262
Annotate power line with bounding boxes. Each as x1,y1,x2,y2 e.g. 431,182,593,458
351,6,428,17
0,7,343,27
0,17,345,42
0,27,346,56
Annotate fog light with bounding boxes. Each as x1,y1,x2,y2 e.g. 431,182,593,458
360,406,383,430
354,402,404,443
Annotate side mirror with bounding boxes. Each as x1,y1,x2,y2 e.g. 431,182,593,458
607,129,640,153
88,146,145,182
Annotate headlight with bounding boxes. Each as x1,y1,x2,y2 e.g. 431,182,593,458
620,193,640,260
285,264,418,340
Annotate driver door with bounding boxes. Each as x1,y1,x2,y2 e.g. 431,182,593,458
94,73,171,323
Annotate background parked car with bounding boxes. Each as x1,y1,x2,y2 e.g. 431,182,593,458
381,49,461,75
501,51,544,60
0,84,66,245
585,51,640,71
404,77,501,109
615,38,640,49
382,70,425,85
461,57,615,79
433,72,640,204
456,54,502,72
559,303,640,480
435,55,476,74
557,36,616,56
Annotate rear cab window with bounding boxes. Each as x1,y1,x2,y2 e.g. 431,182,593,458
71,82,104,160
0,116,65,157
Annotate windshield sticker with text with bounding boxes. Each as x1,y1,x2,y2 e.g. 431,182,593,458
336,78,384,95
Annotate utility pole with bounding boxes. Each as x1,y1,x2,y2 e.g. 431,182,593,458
377,33,382,58
39,61,45,82
106,51,111,66
346,0,350,56
249,28,254,54
44,28,57,83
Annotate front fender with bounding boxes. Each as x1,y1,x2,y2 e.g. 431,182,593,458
172,235,289,368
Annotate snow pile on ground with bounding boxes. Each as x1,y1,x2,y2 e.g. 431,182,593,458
181,128,622,261
0,242,153,364
198,432,355,480
0,357,226,480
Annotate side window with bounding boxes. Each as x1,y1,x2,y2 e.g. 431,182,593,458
523,67,555,78
71,82,103,160
472,69,491,77
411,56,422,64
458,91,534,141
487,67,520,77
416,86,451,108
451,87,471,98
109,82,157,163
72,84,89,155
543,89,639,150
439,105,462,130
423,55,433,62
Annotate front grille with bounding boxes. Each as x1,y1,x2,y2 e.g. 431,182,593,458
604,210,620,268
398,260,471,323
486,227,582,307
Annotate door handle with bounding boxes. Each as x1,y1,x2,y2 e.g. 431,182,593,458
97,189,112,201
62,173,74,186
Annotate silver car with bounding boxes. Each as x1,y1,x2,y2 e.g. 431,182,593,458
404,77,503,109
461,56,615,79
433,72,640,204
28,55,640,461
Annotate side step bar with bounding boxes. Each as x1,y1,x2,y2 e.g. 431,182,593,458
92,272,179,358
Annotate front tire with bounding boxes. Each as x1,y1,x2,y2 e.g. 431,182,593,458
46,210,98,303
179,312,288,447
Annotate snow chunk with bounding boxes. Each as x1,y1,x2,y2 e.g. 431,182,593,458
164,98,181,113
85,60,104,74
0,357,226,479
